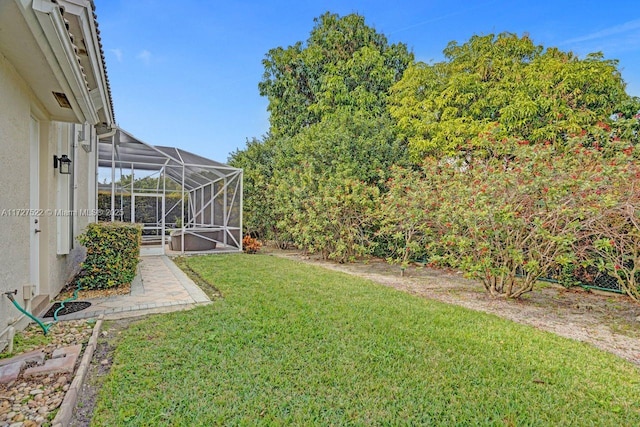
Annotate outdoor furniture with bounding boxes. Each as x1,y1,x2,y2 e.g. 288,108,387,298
169,229,221,251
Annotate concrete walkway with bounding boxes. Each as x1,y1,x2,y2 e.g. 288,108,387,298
51,255,211,321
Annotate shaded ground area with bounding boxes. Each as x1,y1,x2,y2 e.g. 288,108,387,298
266,248,640,366
70,318,137,427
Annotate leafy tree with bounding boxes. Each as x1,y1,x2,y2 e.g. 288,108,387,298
389,33,631,159
268,112,407,257
230,113,408,250
274,111,408,184
282,176,380,262
259,12,413,138
228,137,286,243
237,12,412,252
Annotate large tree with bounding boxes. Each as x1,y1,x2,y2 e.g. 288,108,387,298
233,12,414,253
227,137,281,241
259,12,413,138
389,32,631,159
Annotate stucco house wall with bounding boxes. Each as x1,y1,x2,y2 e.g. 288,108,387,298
0,51,34,334
0,0,114,351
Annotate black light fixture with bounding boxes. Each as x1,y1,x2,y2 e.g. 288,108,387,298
53,154,72,174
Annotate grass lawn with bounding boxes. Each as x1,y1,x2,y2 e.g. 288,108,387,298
92,254,640,426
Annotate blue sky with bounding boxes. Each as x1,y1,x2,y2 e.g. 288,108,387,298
94,0,640,163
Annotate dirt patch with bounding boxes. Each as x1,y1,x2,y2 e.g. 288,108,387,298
69,318,139,427
172,256,223,300
265,248,640,366
56,282,131,301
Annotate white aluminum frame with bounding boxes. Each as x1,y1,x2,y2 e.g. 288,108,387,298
98,128,243,254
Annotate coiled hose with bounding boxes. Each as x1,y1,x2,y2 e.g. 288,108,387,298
4,282,83,335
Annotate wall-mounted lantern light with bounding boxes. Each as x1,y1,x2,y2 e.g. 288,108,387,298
53,154,72,174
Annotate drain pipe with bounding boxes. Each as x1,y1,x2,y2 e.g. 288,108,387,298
4,290,51,335
6,327,15,354
97,127,118,223
96,127,117,140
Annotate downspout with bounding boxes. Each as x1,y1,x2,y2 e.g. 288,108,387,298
96,127,117,140
97,127,117,223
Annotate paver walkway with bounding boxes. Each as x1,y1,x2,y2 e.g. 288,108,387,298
50,255,211,321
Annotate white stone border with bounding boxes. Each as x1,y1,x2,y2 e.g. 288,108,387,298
52,314,104,427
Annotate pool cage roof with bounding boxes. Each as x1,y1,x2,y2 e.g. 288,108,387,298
98,128,243,254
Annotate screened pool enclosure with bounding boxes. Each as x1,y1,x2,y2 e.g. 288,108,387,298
98,128,243,254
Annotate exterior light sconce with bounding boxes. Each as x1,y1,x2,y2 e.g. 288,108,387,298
53,154,72,174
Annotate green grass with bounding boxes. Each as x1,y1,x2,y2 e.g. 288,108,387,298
0,328,48,359
92,254,640,426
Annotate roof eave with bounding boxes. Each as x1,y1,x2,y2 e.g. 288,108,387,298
26,0,99,124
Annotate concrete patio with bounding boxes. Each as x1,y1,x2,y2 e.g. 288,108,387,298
47,254,211,321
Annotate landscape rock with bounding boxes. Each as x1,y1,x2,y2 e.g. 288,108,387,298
0,320,95,426
0,362,23,385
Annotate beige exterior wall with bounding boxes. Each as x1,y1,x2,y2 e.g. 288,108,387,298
0,52,97,349
0,51,32,334
42,122,98,299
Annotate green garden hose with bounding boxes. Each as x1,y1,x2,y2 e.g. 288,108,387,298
5,290,51,335
4,282,83,335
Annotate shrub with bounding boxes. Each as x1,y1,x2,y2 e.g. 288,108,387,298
425,142,596,298
576,158,640,300
377,166,435,269
77,222,142,290
283,177,379,263
242,235,262,254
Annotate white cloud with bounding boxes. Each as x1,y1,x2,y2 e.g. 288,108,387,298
562,19,640,45
389,0,500,35
110,48,123,62
137,50,152,65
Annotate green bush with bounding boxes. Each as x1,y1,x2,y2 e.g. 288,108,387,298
97,192,185,226
77,222,142,290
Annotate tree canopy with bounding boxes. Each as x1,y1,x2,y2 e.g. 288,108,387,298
232,18,640,297
259,12,413,138
233,12,413,244
389,32,632,159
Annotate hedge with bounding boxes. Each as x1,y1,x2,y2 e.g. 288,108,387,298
77,222,142,290
97,192,184,225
